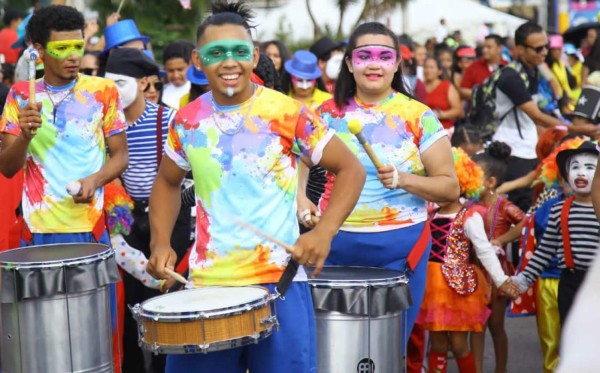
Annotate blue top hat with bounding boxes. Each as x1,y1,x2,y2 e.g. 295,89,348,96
284,50,321,80
11,13,32,49
187,66,209,85
102,19,150,54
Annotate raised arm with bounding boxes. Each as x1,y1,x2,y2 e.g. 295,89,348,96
0,101,43,178
379,136,460,203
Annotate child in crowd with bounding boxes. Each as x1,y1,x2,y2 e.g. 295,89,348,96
513,141,600,326
512,136,583,373
471,142,526,373
418,147,519,373
450,124,485,157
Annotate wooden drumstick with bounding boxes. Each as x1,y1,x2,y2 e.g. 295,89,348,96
235,219,295,254
164,268,189,285
347,119,383,169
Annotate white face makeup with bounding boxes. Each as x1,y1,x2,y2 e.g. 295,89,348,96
325,53,343,80
291,76,316,90
567,153,597,195
105,72,138,108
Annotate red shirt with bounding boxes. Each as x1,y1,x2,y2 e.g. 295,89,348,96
461,58,506,89
424,80,454,129
0,28,21,64
0,170,23,250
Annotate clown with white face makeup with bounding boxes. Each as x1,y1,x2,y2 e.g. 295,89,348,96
566,152,596,195
283,50,331,110
513,141,600,331
105,48,192,373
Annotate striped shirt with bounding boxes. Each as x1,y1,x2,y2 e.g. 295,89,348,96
122,101,176,201
523,200,600,283
306,166,327,205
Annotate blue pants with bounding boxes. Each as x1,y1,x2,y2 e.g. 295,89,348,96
326,222,431,345
166,282,317,373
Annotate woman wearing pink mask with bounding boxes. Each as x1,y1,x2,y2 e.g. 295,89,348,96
282,50,331,110
314,22,460,344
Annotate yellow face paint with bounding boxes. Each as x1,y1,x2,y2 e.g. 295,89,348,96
46,40,85,59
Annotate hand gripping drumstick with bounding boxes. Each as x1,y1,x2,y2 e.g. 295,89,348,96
347,119,383,169
26,47,40,135
235,219,295,254
164,268,189,286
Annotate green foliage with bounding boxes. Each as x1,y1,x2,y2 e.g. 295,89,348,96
90,0,209,61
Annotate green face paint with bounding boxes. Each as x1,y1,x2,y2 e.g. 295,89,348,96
46,40,85,59
198,39,254,66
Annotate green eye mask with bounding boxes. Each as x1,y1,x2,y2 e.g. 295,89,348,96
198,39,254,66
46,40,85,59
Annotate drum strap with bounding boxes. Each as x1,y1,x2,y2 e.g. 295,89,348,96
406,222,431,272
275,259,299,297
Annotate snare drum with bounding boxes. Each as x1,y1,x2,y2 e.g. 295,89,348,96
0,243,120,373
131,286,278,354
309,266,411,373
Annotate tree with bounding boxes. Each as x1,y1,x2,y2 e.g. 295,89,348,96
304,0,411,41
305,0,323,39
352,0,411,30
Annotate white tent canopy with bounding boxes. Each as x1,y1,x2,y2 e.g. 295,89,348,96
252,0,528,45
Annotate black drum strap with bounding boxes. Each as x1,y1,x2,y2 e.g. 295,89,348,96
275,259,299,298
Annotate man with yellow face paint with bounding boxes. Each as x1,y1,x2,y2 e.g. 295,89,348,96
0,6,128,369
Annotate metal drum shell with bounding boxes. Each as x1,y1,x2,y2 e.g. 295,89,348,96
1,287,113,373
0,243,119,373
309,266,412,373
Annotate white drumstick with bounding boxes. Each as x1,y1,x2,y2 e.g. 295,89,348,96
26,47,40,135
164,268,189,285
235,219,295,254
116,0,126,14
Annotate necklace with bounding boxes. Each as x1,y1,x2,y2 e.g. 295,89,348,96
44,79,77,123
210,86,257,136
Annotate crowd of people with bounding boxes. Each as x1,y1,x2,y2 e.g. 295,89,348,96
0,1,599,373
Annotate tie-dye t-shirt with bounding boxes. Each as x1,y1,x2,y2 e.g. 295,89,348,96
165,85,334,286
318,92,446,231
0,75,126,233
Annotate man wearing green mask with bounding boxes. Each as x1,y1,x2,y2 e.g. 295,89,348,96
146,2,365,372
0,6,128,368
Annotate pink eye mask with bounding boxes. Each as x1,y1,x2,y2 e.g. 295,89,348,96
351,45,397,68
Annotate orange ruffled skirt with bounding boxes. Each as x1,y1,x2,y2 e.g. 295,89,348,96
417,262,491,332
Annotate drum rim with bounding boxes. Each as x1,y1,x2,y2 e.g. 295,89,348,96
308,265,408,288
138,328,275,354
135,285,272,320
0,243,113,269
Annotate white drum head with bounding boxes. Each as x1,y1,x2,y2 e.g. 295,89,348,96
143,286,268,313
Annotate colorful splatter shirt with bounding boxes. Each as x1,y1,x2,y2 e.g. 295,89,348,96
165,85,334,286
318,93,446,231
0,75,126,233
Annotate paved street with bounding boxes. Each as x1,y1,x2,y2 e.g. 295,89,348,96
448,315,543,373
